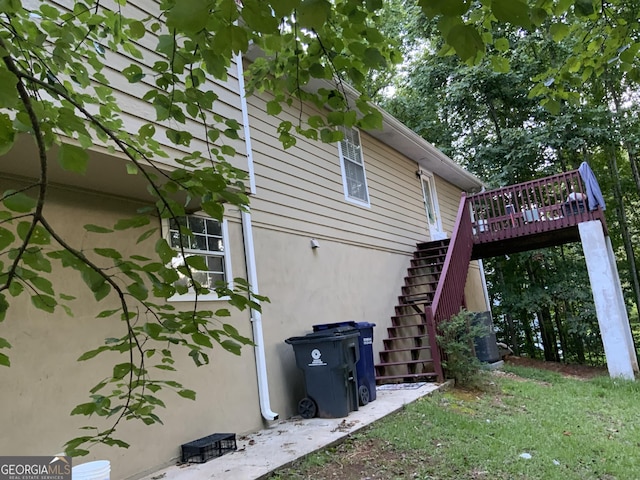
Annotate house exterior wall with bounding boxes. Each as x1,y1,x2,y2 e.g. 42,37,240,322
2,7,487,476
22,0,248,175
0,176,261,479
245,92,488,419
0,90,487,480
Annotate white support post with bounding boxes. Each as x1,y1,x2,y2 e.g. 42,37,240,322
579,220,637,380
604,235,639,372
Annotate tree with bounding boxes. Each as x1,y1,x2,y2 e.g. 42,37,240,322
378,1,640,364
417,0,640,114
0,0,398,455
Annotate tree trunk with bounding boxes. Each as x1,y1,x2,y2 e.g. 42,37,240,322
605,142,640,322
538,307,559,362
520,311,537,358
554,306,568,362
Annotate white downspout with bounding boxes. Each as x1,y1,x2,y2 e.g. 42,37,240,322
241,211,278,421
236,54,278,421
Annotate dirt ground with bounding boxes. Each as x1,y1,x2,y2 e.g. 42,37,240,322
271,357,609,479
503,355,608,379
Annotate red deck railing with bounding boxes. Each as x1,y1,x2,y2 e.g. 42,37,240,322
426,169,607,381
466,170,606,245
425,193,475,382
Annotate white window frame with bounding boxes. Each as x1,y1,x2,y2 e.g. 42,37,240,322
163,215,233,302
419,169,446,239
338,128,371,207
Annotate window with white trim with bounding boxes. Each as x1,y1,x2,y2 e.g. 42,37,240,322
166,215,232,301
338,128,370,206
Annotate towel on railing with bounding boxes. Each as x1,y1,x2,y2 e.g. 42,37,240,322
579,162,606,211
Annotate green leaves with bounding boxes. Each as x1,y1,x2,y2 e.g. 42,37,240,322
0,336,11,367
491,0,531,30
0,69,18,108
177,389,196,400
112,362,131,380
165,0,213,33
418,0,469,17
296,0,331,30
0,227,15,250
0,113,15,156
2,190,36,213
58,143,89,174
445,25,484,63
122,64,144,83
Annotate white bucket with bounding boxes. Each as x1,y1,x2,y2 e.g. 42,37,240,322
72,460,110,480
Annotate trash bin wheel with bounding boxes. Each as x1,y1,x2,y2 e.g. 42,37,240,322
298,397,317,419
358,385,370,406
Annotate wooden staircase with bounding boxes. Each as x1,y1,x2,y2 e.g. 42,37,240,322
375,239,449,384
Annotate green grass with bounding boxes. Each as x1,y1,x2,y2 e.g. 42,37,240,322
270,367,640,479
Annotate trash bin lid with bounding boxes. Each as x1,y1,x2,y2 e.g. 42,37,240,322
285,326,359,345
313,321,375,332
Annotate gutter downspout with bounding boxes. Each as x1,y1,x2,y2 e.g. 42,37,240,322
236,54,278,421
241,210,278,421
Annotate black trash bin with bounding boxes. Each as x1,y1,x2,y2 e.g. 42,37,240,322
285,327,360,419
472,311,501,364
313,321,377,405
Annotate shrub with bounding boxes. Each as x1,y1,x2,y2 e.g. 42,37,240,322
437,310,488,387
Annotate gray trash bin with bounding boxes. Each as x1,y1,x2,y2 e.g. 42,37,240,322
472,311,501,364
285,327,360,418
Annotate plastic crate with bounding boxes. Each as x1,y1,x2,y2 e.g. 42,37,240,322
180,433,237,463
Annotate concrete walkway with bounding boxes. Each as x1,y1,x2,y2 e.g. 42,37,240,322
139,382,447,480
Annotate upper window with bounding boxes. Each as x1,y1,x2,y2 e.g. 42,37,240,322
166,215,232,301
338,128,370,207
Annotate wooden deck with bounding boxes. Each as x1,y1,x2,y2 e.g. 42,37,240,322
466,170,607,259
377,169,608,385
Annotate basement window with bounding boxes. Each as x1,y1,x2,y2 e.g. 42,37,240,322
165,214,232,301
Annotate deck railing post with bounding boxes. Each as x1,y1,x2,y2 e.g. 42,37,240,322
425,307,444,383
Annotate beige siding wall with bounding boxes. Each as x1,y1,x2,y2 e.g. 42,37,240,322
433,175,464,234
0,176,259,480
245,91,489,420
247,93,429,254
252,228,411,419
4,6,489,472
22,0,247,175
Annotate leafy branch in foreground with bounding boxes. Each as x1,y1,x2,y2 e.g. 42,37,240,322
0,0,397,455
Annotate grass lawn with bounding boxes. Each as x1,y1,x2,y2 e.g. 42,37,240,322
269,365,640,479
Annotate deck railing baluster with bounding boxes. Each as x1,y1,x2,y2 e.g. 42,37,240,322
467,170,607,255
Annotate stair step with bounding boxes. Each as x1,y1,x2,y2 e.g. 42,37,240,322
413,251,447,261
398,292,435,304
381,345,431,355
395,303,425,317
375,372,438,384
383,336,429,349
405,273,439,283
387,326,428,339
376,358,434,368
379,346,432,363
410,257,445,266
402,281,438,294
416,240,450,251
391,314,424,327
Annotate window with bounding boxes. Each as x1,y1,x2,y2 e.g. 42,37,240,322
166,215,232,301
338,128,370,207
